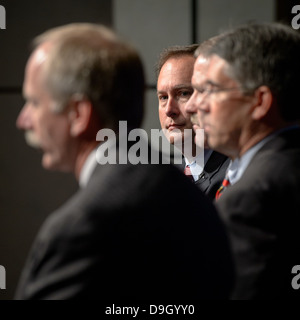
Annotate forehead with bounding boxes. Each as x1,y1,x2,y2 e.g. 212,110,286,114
191,55,210,83
158,55,195,83
203,55,235,85
26,44,50,73
193,55,232,83
23,46,51,98
25,47,48,85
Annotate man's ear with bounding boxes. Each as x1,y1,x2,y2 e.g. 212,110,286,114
68,97,93,137
251,86,273,120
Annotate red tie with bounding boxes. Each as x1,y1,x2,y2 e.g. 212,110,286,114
184,165,194,182
215,176,230,200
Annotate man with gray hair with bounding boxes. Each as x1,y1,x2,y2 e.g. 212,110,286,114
15,23,234,300
186,22,300,299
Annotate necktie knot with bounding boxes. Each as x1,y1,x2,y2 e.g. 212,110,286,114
184,165,194,182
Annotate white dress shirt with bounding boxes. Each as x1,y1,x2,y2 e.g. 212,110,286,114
79,149,98,189
185,149,213,182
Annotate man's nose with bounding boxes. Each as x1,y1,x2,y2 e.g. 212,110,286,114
16,105,32,130
185,91,198,115
165,97,179,118
185,91,209,115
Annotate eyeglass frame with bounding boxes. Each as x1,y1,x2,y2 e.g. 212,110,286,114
194,82,255,102
196,85,242,99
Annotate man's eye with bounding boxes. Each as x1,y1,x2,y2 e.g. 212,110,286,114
158,95,168,101
197,86,214,94
180,91,191,97
197,88,206,94
178,90,193,99
26,99,39,107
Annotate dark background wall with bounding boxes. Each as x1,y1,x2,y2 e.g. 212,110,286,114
0,0,297,300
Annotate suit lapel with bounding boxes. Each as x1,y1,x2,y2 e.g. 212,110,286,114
195,152,229,193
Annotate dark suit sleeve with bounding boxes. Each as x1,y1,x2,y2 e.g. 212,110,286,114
216,156,300,299
15,163,235,300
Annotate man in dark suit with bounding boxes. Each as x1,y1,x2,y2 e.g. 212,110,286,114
15,23,234,300
195,151,229,198
186,22,300,299
156,45,228,200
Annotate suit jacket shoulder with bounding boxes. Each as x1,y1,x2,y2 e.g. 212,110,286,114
16,160,234,300
216,128,300,299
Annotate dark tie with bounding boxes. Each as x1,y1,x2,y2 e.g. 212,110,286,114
215,176,230,200
184,165,194,182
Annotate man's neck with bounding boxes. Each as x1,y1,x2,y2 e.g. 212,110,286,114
235,121,290,160
74,141,99,181
238,130,273,159
182,142,198,163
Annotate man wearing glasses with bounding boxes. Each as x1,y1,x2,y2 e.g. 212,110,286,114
186,23,300,299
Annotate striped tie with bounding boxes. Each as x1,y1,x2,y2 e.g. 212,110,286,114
215,176,230,200
184,165,194,182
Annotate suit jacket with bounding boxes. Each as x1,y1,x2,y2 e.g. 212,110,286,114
15,146,234,300
216,128,300,299
195,152,229,200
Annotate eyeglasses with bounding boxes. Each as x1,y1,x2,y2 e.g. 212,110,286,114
197,86,242,101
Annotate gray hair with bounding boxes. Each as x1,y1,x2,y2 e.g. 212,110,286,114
195,35,225,59
206,22,300,121
33,23,145,130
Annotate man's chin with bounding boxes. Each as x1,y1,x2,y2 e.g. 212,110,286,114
24,131,41,149
42,154,59,172
192,124,201,132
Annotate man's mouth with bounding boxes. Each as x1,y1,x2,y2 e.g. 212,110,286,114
24,130,41,149
167,124,184,131
190,114,199,126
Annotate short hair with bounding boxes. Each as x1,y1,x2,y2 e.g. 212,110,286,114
156,44,199,77
195,35,224,59
33,23,145,130
207,22,300,121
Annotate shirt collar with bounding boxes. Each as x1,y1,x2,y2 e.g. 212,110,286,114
79,149,98,189
185,149,213,181
227,130,281,185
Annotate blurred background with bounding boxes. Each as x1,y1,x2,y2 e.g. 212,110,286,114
0,0,297,299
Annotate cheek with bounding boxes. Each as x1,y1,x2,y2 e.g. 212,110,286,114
211,100,233,123
34,112,49,138
158,108,167,126
197,110,204,126
180,106,190,118
211,101,249,136
41,115,70,147
53,119,71,145
177,103,193,127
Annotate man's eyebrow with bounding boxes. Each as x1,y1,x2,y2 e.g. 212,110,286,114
173,84,193,90
205,80,221,87
157,84,193,95
157,83,193,93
